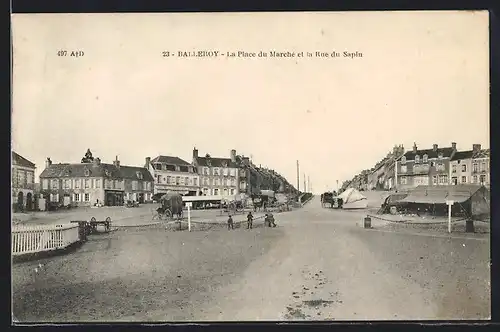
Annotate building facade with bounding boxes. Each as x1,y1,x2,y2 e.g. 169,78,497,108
113,157,154,203
192,148,240,197
396,142,457,190
12,151,36,211
449,144,490,187
39,157,127,207
146,155,200,196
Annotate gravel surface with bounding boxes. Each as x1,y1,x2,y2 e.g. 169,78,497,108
12,226,284,322
12,196,490,322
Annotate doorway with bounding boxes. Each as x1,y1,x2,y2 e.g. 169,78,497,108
26,192,33,211
17,192,24,211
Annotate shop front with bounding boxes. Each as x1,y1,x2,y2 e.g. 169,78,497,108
105,190,124,206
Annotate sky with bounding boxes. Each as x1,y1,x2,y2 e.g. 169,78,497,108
12,11,489,194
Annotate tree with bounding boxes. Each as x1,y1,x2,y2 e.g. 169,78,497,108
81,149,94,163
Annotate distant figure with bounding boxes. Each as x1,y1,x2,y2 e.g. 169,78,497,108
247,212,254,229
265,213,277,227
227,215,234,230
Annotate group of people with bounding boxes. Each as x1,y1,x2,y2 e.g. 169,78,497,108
227,211,277,230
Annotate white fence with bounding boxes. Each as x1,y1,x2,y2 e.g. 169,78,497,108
11,223,80,256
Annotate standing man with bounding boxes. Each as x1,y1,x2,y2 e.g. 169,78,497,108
227,215,234,230
247,211,254,229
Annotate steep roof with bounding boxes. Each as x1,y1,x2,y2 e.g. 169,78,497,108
403,147,455,161
40,163,119,178
119,165,154,181
450,150,473,161
151,156,191,166
12,151,36,168
196,156,238,168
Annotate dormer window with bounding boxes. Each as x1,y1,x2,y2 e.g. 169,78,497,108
438,153,443,159
175,166,180,171
415,155,420,163
105,170,111,177
84,168,90,177
423,154,428,163
400,156,406,164
206,160,212,167
136,171,143,179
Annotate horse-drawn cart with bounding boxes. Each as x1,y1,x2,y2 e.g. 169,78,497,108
153,192,184,220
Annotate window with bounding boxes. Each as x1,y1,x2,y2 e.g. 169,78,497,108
461,176,467,183
74,193,80,202
50,193,59,202
26,172,33,184
85,179,90,189
423,154,428,163
84,169,90,176
64,179,70,189
215,178,220,186
473,175,478,183
438,175,448,184
75,179,81,189
480,162,486,172
188,167,193,173
438,153,443,159
223,168,228,176
473,163,478,172
214,168,219,176
451,177,458,185
223,188,228,196
84,193,90,202
414,155,420,163
480,175,486,184
400,156,406,164
432,176,437,185
165,176,170,184
51,179,59,189
137,172,143,180
203,177,208,185
400,176,407,185
230,189,235,195
452,165,457,173
204,167,209,175
400,165,407,173
113,180,118,189
42,179,49,189
175,166,180,171
185,177,189,185
132,181,138,190
436,163,445,171
176,176,180,185
231,178,236,186
462,164,467,172
214,189,219,195
96,179,101,188
193,178,198,186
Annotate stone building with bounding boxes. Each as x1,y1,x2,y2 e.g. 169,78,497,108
396,142,458,190
192,148,241,197
449,144,490,187
146,155,200,196
12,151,36,211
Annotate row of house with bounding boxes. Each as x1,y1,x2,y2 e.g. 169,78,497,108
340,142,490,192
12,148,299,210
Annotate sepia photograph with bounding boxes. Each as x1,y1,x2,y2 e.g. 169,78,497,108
11,11,490,322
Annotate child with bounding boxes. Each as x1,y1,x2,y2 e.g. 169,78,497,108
227,215,234,230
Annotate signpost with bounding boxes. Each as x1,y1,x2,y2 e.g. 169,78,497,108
445,200,454,233
186,202,192,232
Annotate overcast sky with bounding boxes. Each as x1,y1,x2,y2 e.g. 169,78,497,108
12,11,489,193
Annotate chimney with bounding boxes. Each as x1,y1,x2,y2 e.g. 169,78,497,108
451,142,457,151
145,157,151,168
413,142,417,153
193,147,198,160
113,156,120,169
433,144,438,152
473,144,481,153
230,149,236,163
45,157,52,168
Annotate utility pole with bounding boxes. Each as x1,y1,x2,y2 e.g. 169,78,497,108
296,160,300,193
304,173,306,193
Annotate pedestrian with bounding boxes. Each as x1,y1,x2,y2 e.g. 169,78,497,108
247,212,253,229
268,213,277,227
227,215,234,230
